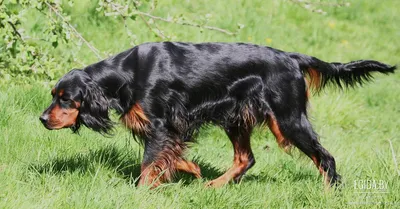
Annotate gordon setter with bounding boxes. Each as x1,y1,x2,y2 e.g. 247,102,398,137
40,42,396,188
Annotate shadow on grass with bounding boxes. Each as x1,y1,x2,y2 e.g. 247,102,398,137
28,145,315,185
28,145,223,185
175,158,224,185
243,171,315,184
28,145,142,184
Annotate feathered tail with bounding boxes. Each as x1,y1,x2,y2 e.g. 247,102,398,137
289,53,396,91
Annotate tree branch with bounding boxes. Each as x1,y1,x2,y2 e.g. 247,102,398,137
106,1,237,36
132,10,236,36
45,1,103,60
7,21,24,41
289,0,350,15
290,0,350,7
132,3,166,39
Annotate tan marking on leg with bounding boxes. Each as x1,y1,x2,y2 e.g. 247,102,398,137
206,151,250,187
176,159,202,178
311,155,331,186
138,141,185,188
206,131,253,187
267,116,292,153
138,163,162,188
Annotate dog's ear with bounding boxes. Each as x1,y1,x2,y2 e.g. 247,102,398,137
77,81,114,134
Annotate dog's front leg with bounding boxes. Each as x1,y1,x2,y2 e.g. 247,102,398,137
138,132,186,188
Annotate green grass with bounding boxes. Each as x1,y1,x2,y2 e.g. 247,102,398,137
1,0,400,208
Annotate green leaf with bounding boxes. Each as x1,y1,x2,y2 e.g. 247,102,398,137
52,41,58,48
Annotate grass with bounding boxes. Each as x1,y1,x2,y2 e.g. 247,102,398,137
1,0,400,208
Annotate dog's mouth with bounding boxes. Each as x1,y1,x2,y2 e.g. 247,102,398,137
41,121,76,131
70,123,80,133
42,123,59,130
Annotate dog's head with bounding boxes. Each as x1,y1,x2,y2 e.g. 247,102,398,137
40,69,113,134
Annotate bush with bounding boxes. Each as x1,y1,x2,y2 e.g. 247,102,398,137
0,0,241,85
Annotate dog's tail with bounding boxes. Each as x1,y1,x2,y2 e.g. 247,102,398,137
289,53,396,92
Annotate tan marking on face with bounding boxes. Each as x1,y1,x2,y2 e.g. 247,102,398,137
51,88,56,96
58,89,64,97
47,103,79,129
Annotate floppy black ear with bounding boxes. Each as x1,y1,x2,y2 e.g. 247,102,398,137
77,81,114,134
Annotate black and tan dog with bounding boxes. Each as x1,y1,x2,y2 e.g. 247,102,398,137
40,42,395,188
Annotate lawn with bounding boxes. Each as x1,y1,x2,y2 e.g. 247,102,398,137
0,0,399,208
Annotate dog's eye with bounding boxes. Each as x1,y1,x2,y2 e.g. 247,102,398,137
59,97,71,106
60,97,69,102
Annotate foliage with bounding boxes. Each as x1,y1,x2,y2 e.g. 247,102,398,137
0,0,241,84
1,0,74,83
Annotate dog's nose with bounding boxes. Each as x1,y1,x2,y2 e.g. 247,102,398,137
39,114,48,124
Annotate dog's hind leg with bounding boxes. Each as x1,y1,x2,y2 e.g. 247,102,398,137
267,115,292,153
205,126,255,187
268,76,341,186
274,111,341,186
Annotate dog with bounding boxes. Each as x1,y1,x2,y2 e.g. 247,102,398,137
40,42,395,188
